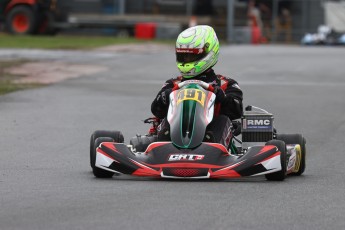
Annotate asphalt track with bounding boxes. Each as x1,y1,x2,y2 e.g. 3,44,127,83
1,45,345,230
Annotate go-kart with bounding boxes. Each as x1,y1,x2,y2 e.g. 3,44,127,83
301,25,344,46
90,80,306,181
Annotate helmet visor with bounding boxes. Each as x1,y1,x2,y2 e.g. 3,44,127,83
176,48,207,63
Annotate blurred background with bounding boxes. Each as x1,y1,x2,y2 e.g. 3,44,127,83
1,0,345,45
1,2,345,230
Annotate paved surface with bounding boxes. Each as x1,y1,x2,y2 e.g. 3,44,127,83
1,45,345,230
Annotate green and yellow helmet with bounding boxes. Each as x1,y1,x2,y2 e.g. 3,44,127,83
176,25,220,78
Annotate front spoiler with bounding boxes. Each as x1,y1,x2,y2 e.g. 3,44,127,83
95,142,282,179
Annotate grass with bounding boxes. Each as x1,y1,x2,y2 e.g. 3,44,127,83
0,34,174,95
0,60,42,95
0,34,174,49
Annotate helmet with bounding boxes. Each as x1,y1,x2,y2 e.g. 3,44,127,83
176,25,219,78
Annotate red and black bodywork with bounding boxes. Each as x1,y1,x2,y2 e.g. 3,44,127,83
95,141,282,179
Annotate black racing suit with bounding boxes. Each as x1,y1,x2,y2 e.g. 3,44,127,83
151,69,243,148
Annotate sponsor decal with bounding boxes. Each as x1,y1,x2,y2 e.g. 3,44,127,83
161,90,168,104
168,154,205,161
287,156,296,170
247,119,271,126
244,119,272,129
232,83,241,90
176,48,204,54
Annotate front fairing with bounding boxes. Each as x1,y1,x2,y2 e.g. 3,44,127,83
167,84,216,148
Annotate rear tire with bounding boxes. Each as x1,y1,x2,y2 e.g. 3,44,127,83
90,130,124,168
276,134,306,176
265,140,287,181
92,137,115,178
130,135,157,152
6,6,37,34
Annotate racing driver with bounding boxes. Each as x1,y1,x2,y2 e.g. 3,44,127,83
151,25,243,149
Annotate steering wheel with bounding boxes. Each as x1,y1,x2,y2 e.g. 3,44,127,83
174,80,215,92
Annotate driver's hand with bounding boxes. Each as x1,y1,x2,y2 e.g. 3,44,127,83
214,86,225,102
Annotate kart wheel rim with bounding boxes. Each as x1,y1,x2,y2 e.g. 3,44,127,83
293,144,302,173
12,13,29,33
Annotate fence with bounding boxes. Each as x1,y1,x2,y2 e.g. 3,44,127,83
58,0,332,43
259,0,325,43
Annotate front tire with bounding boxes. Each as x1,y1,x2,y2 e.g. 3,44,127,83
265,140,287,181
90,130,124,168
92,137,115,178
276,134,306,176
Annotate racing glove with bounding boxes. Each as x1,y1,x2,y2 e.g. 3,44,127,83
213,86,226,103
156,88,172,106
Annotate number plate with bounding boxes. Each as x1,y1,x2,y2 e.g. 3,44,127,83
177,89,206,106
